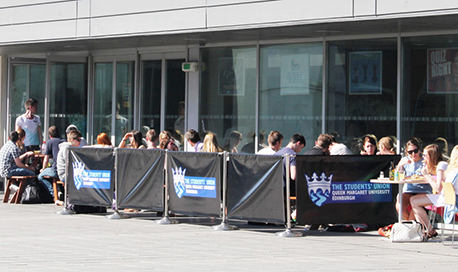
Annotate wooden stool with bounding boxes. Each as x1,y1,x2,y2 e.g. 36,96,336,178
43,175,63,202
3,176,36,204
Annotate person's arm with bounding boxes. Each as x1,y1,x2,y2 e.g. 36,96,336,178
40,154,50,172
37,125,42,145
18,151,34,161
290,165,297,181
13,157,34,172
118,133,131,148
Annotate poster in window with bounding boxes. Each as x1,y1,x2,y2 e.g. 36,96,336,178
218,57,245,96
427,48,458,94
280,54,310,95
349,51,382,95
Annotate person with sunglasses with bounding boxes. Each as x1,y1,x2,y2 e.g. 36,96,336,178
396,137,431,220
56,130,83,184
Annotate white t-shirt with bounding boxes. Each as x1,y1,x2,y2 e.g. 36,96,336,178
15,114,41,146
256,147,276,155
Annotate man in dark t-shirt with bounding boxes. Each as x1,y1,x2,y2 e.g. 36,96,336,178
37,126,65,198
304,134,333,156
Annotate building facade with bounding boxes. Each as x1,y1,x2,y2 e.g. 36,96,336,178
1,0,458,155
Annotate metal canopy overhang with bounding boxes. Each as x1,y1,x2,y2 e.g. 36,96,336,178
1,13,458,55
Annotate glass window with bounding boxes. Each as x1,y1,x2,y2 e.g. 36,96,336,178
93,62,113,144
49,63,87,139
403,35,458,155
327,38,397,154
200,47,257,152
10,64,46,132
115,61,134,145
140,60,161,134
260,43,323,152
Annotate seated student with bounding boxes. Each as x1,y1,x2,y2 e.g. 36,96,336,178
66,125,87,147
0,131,36,179
146,129,159,149
118,130,146,149
37,126,65,198
184,129,203,152
88,133,113,148
329,135,353,155
57,130,83,184
410,144,450,239
157,130,178,151
377,136,396,155
200,132,223,153
223,131,243,153
241,131,266,154
360,134,378,155
257,131,283,155
304,134,333,155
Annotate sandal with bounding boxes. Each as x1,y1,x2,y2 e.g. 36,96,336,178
427,230,438,239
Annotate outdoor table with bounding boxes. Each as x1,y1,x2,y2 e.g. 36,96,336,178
370,177,428,223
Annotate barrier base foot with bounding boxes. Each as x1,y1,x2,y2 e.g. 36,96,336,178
56,208,75,215
275,229,304,237
106,211,129,219
156,216,178,225
212,222,238,231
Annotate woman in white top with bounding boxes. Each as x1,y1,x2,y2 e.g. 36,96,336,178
410,144,450,238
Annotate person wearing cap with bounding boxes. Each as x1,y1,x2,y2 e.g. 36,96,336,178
66,125,87,147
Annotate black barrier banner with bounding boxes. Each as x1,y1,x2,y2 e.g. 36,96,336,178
296,155,400,226
116,148,165,210
67,147,115,207
167,152,222,217
227,154,284,223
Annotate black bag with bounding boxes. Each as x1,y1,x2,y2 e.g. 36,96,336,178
21,182,54,204
71,205,107,214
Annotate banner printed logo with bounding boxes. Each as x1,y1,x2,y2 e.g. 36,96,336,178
305,172,332,207
172,167,186,198
72,160,85,190
72,158,111,190
172,167,216,198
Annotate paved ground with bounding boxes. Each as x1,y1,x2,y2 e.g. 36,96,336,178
1,194,458,271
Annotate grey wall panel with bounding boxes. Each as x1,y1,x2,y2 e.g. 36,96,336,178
207,0,353,28
90,0,206,17
0,20,76,43
354,0,376,17
0,1,76,25
207,0,267,5
378,0,458,15
0,0,64,8
90,8,206,37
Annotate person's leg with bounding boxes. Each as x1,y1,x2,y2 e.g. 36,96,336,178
37,168,56,197
410,195,434,233
8,168,36,177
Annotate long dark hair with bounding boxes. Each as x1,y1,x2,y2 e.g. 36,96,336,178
9,131,19,143
131,130,143,149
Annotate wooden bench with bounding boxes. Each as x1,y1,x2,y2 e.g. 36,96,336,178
43,175,64,202
3,176,36,204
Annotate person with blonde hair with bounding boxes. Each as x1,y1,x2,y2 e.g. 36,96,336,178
157,130,178,151
201,132,223,153
410,144,451,239
377,136,396,155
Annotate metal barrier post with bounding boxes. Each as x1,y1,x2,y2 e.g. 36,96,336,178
276,154,303,237
213,151,237,231
156,150,177,224
107,148,128,219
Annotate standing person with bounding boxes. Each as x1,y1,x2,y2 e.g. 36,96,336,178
66,125,88,147
395,137,427,220
360,134,377,155
257,131,283,155
0,131,36,179
185,129,203,152
304,134,333,155
274,134,306,197
118,130,146,149
56,130,83,184
146,129,159,149
410,144,450,238
15,98,42,151
37,126,65,198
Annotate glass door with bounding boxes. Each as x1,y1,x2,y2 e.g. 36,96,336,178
140,54,186,148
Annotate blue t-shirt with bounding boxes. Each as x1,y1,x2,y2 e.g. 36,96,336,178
403,159,432,193
275,147,296,185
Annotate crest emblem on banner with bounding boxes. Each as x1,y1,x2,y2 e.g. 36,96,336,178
172,167,186,198
72,159,85,190
305,172,332,207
